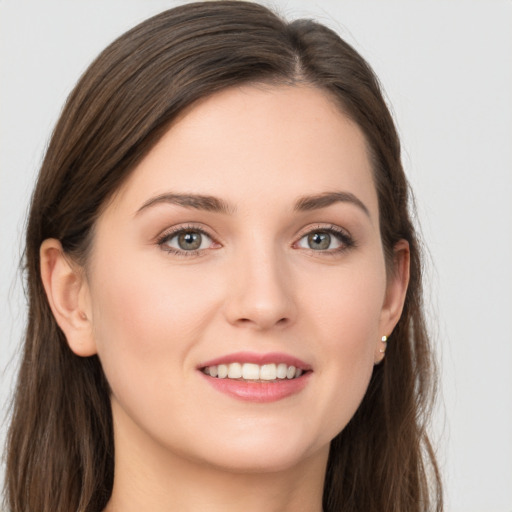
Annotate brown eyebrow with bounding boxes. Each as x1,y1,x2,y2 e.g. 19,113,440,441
136,193,236,215
136,190,369,217
294,191,370,217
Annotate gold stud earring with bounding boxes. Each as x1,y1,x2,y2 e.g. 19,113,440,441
379,335,388,354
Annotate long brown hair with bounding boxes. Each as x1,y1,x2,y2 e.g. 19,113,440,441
4,2,442,511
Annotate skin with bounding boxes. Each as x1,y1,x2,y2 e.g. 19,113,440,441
41,84,409,512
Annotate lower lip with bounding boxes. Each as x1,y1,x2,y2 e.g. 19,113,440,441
199,372,311,403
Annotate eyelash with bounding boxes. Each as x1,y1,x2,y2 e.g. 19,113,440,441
156,224,355,257
294,224,356,255
157,224,215,257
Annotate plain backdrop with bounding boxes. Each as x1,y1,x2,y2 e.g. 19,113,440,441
1,1,511,511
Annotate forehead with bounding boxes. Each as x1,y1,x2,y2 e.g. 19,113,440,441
108,84,378,217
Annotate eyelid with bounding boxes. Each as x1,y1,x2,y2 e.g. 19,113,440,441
154,222,355,257
293,224,355,252
156,223,221,256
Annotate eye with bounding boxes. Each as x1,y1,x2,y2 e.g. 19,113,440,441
296,227,353,252
158,227,216,254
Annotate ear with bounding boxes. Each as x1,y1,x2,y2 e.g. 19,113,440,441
40,238,97,357
375,239,410,363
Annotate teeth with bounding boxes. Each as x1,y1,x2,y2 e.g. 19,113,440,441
203,362,305,381
260,364,276,381
286,365,296,379
242,363,260,380
217,364,228,379
227,362,242,379
276,363,288,379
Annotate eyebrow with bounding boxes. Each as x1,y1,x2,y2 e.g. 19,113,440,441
294,191,370,217
136,193,236,216
136,190,369,217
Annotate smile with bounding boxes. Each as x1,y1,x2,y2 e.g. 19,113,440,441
202,362,304,381
198,352,312,402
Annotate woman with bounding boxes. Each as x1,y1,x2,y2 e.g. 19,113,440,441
4,1,442,511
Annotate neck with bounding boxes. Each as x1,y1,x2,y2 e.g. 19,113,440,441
104,403,327,512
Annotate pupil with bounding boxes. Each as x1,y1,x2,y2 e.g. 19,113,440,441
178,231,201,250
308,232,330,250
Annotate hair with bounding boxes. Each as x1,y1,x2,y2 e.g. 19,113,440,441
4,2,442,511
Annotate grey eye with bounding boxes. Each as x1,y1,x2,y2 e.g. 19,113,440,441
297,230,344,251
162,230,213,252
177,231,203,250
307,232,331,250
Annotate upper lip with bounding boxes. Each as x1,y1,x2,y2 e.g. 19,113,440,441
198,351,312,371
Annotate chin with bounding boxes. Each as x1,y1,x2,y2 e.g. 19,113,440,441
204,447,318,475
182,425,330,475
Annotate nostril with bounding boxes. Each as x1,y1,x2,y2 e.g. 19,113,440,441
234,316,289,329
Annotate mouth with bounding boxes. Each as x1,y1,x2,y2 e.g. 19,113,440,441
198,352,312,402
202,362,306,381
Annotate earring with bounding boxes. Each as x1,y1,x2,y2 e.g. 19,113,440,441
379,335,388,354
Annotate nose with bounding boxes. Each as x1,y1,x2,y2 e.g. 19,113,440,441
223,245,296,331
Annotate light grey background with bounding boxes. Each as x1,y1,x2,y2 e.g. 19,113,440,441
1,1,511,511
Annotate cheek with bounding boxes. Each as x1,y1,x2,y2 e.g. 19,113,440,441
300,257,386,435
87,248,221,400
307,254,387,346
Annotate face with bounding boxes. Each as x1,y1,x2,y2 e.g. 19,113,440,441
81,85,403,473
